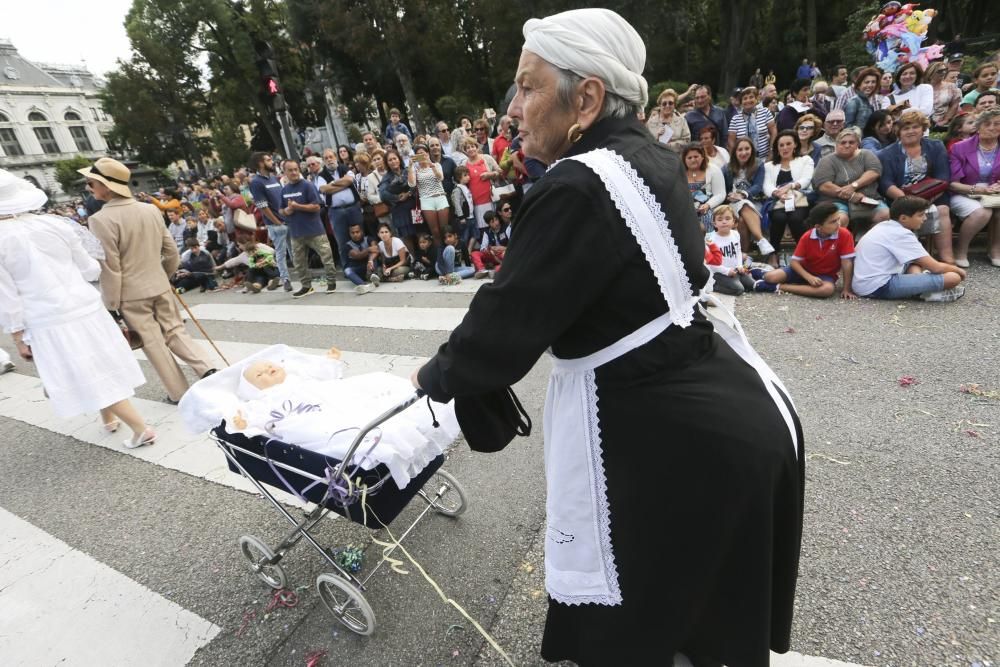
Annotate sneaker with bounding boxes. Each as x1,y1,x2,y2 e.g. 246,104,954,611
418,273,430,280
1,361,14,375
370,274,381,287
749,268,767,281
175,287,186,294
954,258,970,268
266,277,281,291
201,369,218,379
293,286,315,299
474,270,489,279
403,272,413,280
249,282,263,293
753,280,779,293
355,283,375,295
756,237,776,256
487,270,496,279
283,279,293,292
920,286,965,302
326,282,337,294
124,427,157,450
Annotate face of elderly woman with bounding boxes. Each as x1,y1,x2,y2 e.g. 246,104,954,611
835,134,859,159
509,51,578,164
898,121,923,146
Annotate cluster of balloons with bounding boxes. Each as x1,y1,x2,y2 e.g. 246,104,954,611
863,1,944,73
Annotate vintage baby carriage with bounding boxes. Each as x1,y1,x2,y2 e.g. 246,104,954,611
180,345,467,635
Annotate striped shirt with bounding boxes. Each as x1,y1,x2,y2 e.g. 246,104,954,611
729,106,774,160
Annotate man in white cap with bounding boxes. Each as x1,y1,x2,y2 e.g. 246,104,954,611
82,157,216,403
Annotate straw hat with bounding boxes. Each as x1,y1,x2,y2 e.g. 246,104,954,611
0,169,48,215
77,157,134,198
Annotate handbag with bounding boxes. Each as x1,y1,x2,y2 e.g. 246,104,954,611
454,386,532,453
411,207,424,225
974,194,1000,208
372,202,390,217
902,177,949,202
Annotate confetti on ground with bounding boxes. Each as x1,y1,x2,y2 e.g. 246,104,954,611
783,326,796,334
305,649,328,667
807,452,851,465
960,384,1000,400
963,430,981,438
898,375,919,387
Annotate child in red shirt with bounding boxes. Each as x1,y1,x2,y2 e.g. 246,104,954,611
752,202,858,298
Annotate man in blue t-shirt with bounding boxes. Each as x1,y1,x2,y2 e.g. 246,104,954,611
249,151,292,291
280,160,338,298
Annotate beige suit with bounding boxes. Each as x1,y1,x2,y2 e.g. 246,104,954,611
89,196,215,401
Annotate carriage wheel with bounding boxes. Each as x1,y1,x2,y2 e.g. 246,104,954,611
426,469,468,517
238,535,287,590
316,573,376,635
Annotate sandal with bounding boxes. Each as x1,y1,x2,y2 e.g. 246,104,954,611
124,427,156,450
103,419,121,433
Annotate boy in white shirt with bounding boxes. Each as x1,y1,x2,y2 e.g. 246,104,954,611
707,205,754,295
852,196,966,301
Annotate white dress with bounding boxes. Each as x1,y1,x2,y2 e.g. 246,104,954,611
0,213,145,417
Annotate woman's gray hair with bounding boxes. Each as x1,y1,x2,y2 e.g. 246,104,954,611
974,108,1000,128
836,127,862,143
449,127,467,153
556,69,642,121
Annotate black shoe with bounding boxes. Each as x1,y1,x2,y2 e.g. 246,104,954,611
293,286,315,299
164,396,179,405
1,361,14,375
201,369,218,379
326,282,337,294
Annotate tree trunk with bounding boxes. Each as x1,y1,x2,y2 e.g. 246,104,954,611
806,0,817,62
718,0,756,98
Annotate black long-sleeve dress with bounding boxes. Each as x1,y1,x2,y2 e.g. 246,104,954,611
417,117,804,667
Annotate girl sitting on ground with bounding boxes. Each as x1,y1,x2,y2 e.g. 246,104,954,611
376,222,411,282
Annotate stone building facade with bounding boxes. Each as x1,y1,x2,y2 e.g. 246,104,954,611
0,38,113,200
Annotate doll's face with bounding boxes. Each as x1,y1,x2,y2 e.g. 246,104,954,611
243,361,287,390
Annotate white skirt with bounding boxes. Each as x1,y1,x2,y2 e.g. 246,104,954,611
25,307,146,418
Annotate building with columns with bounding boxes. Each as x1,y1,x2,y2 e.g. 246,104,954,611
0,38,113,200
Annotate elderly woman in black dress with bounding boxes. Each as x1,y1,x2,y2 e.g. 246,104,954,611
412,9,804,667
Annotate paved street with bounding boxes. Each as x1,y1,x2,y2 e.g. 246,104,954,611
1,266,997,667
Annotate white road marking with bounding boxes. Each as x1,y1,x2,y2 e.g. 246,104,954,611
771,650,869,666
188,303,468,330
0,506,219,666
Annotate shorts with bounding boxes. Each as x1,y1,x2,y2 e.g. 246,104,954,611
949,194,984,219
419,194,450,211
866,271,944,299
780,266,837,284
832,201,889,215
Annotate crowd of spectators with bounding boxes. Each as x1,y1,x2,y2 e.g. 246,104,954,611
54,51,998,304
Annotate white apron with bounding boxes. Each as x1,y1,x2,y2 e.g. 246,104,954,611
542,148,799,607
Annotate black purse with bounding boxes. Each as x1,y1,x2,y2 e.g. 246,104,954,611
454,387,532,453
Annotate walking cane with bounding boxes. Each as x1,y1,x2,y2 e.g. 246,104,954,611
173,291,231,367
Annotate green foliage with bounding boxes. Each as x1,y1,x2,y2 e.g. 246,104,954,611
52,156,92,195
648,81,691,110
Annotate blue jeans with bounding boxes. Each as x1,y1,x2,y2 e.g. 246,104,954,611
266,224,290,282
330,205,362,269
344,266,368,286
436,245,475,278
866,272,944,299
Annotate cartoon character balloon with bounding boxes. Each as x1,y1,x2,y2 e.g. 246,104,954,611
863,2,942,73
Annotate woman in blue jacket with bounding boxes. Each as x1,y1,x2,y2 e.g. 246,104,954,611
877,110,955,264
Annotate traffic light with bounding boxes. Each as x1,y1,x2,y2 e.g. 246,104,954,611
254,41,286,112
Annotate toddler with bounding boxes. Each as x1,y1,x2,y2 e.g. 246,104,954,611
707,205,754,295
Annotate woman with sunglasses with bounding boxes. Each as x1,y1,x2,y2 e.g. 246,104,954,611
645,88,690,151
794,114,824,165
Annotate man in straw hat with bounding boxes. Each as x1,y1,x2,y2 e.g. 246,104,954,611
82,157,217,403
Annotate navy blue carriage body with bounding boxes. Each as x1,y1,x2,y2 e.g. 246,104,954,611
213,422,444,528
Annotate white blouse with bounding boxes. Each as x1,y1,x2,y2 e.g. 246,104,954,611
882,83,934,118
0,213,103,333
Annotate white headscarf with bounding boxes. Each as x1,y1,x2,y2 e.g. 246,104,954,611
522,8,648,108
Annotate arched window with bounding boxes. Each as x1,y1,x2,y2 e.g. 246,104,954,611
63,110,93,152
0,111,24,156
0,111,9,122
27,111,60,154
64,111,82,121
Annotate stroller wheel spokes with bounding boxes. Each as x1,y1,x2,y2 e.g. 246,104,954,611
316,573,376,635
238,535,288,590
423,469,468,517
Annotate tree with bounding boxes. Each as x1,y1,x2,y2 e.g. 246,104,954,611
53,156,93,195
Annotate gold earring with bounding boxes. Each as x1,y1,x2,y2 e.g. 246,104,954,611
567,123,583,144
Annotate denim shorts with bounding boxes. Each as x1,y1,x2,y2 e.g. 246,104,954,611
832,200,889,214
867,272,944,299
781,266,837,284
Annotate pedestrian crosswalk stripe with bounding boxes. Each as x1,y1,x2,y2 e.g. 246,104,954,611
771,650,869,666
188,303,468,330
0,506,219,665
